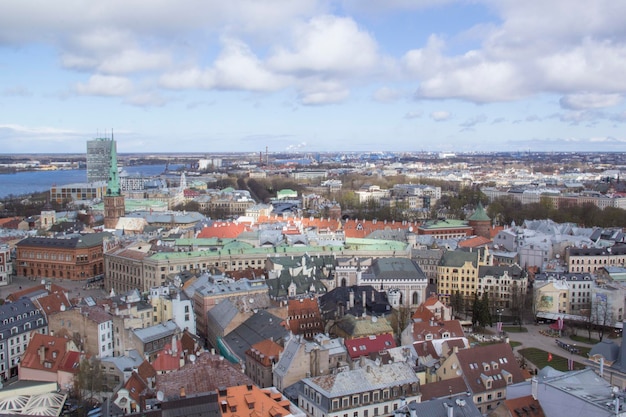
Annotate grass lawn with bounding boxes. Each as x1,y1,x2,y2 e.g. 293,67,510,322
570,334,600,344
503,326,528,333
510,341,522,349
518,347,585,372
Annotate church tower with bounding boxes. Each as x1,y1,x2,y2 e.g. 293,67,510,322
103,137,125,229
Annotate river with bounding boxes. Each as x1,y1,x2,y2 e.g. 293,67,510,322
0,164,177,199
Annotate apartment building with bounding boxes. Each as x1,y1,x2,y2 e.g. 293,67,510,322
0,298,48,380
297,359,420,417
436,248,493,304
566,246,626,274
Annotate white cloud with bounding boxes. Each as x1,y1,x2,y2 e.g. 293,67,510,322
373,87,402,103
124,92,168,107
430,111,451,121
298,80,350,105
560,93,623,110
160,38,289,92
268,15,380,76
75,74,134,96
402,1,626,103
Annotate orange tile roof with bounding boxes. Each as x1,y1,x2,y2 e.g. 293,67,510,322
411,304,436,322
422,294,441,307
197,222,250,239
246,339,283,367
458,236,492,248
218,385,292,417
0,217,23,228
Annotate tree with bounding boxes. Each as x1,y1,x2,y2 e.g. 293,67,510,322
75,358,104,402
590,294,614,341
450,291,465,319
480,292,493,327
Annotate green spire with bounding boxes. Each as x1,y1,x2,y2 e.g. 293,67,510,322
106,138,121,196
468,201,490,221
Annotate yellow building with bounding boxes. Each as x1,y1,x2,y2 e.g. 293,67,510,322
436,248,493,304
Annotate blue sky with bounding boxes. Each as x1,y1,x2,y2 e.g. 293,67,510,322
1,0,626,154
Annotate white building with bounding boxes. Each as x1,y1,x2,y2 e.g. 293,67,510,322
149,286,196,336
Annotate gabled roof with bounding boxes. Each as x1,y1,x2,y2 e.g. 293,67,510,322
34,291,72,317
454,343,524,394
410,320,464,342
20,333,75,374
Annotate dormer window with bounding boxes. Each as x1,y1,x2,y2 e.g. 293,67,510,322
425,334,433,341
483,362,490,371
442,332,450,338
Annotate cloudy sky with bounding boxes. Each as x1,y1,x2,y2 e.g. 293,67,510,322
1,0,626,154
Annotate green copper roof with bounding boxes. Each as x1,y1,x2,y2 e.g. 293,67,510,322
106,138,121,196
468,202,491,222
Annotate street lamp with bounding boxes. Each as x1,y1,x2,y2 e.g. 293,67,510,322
497,309,503,337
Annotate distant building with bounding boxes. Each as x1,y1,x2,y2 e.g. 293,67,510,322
86,137,114,183
103,138,125,229
0,243,12,286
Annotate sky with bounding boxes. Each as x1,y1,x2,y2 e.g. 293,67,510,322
1,0,626,154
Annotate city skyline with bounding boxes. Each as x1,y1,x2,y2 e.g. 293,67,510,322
1,1,626,154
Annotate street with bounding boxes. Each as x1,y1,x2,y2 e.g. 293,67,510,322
1,275,108,303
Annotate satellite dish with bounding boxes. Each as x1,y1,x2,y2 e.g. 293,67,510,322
249,298,254,304
157,391,164,401
190,354,196,363
408,226,413,232
456,370,462,376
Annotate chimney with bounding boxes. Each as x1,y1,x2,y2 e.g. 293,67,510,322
39,345,46,364
349,290,354,308
180,386,186,398
362,291,366,308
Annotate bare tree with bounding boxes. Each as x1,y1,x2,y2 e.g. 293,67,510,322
590,294,614,341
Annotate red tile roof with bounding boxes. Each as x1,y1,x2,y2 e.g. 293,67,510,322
34,291,72,316
152,340,183,373
20,332,76,374
410,320,464,342
345,334,397,360
419,377,468,401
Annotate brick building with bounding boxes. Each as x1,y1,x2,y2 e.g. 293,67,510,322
15,232,111,281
